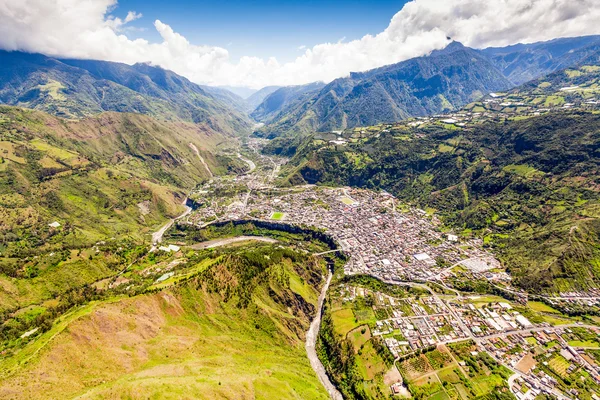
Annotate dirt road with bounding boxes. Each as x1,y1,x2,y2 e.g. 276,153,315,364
189,236,278,249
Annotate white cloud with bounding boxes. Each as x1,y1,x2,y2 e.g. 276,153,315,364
0,0,599,88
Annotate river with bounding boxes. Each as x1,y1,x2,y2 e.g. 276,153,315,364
305,271,344,400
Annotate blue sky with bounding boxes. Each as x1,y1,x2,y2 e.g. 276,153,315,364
115,0,409,62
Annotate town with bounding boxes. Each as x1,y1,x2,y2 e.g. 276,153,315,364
335,284,600,400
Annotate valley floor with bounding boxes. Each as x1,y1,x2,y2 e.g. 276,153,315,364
1,137,599,400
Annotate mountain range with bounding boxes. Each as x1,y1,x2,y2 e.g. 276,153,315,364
2,26,600,400
253,35,600,137
3,35,600,139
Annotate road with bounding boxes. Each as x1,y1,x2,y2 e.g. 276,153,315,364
189,236,278,249
313,249,342,256
305,271,344,400
477,323,597,340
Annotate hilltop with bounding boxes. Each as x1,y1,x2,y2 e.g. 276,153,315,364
0,239,331,399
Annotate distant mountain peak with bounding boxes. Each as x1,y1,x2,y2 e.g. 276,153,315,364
429,41,468,57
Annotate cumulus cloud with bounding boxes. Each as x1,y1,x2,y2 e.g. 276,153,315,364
1,0,599,88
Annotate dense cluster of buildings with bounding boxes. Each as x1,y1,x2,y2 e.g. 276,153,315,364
343,284,600,399
246,186,501,283
189,174,504,285
449,301,535,336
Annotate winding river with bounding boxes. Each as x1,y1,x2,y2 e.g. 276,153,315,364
305,271,344,400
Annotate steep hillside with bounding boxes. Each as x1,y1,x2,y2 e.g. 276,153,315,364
246,86,282,112
200,84,251,114
0,51,252,135
281,111,600,293
457,60,600,120
483,35,600,85
0,105,245,313
256,43,511,137
0,242,329,399
251,82,326,124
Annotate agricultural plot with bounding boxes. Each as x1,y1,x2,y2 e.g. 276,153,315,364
447,341,477,361
527,301,560,313
429,390,450,400
30,139,89,167
374,307,389,319
331,308,360,336
399,355,434,380
563,327,600,348
348,325,371,353
0,141,26,164
396,300,415,316
547,355,571,378
515,353,536,374
502,164,543,177
355,340,387,380
437,368,461,384
425,348,454,370
354,307,376,325
536,347,600,398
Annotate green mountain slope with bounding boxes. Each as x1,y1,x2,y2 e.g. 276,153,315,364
0,242,329,399
256,43,512,137
254,36,600,138
0,51,252,135
0,105,245,312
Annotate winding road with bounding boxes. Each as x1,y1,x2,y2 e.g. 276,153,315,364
305,271,344,400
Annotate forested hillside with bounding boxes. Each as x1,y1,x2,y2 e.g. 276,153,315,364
0,51,252,135
0,105,249,311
